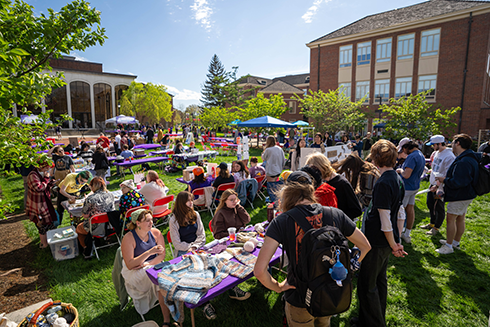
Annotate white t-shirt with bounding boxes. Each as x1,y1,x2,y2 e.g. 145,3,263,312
115,134,121,148
242,136,249,152
429,148,456,185
140,181,170,214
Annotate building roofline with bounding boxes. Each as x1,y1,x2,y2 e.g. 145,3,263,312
52,67,137,79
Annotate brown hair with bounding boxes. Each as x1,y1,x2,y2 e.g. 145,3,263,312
172,191,197,227
89,176,107,193
265,136,276,148
218,166,230,179
305,152,336,180
53,145,64,154
95,145,104,153
233,160,249,178
250,157,258,164
122,144,129,150
146,170,165,188
216,189,239,212
371,139,398,168
333,153,379,193
127,209,152,230
278,182,317,212
452,133,472,150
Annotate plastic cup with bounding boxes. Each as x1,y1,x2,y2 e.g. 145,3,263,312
136,183,142,190
228,227,236,241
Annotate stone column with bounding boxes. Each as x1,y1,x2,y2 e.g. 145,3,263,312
66,82,73,129
90,83,95,129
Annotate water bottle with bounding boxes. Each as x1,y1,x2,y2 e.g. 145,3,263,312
267,203,274,222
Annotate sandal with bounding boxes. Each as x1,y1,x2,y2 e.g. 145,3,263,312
39,244,49,249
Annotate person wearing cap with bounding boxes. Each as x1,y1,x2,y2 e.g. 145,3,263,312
119,179,146,216
434,134,479,254
212,162,235,198
120,208,173,326
395,137,410,169
188,166,213,202
254,170,371,327
421,135,455,236
140,170,169,216
396,139,426,244
25,159,56,248
57,170,92,225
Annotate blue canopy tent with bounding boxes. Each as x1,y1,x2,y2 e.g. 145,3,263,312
228,119,242,126
292,120,309,126
237,116,296,129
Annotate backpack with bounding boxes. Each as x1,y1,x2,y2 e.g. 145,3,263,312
474,155,490,196
287,206,353,317
127,137,134,150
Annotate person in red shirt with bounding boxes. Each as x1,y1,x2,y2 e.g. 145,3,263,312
97,133,111,152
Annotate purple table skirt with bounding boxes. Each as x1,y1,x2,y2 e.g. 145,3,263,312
146,236,282,309
113,156,169,167
211,143,238,147
149,149,173,156
176,176,215,185
133,144,162,150
108,154,146,162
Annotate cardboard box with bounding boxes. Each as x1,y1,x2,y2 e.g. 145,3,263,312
134,149,145,156
183,167,194,182
47,226,79,261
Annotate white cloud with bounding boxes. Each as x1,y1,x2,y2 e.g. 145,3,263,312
302,0,331,23
190,0,213,31
165,85,201,101
69,51,88,62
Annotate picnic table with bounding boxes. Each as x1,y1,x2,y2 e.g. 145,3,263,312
172,151,219,164
132,144,162,150
210,137,234,143
146,224,281,327
107,154,147,162
113,156,169,176
148,149,173,156
62,189,123,217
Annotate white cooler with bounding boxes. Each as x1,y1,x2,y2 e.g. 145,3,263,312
47,226,79,261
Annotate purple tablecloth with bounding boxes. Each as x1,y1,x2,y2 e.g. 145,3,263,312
146,235,282,309
113,156,169,167
133,144,162,150
211,137,234,143
211,143,238,147
108,154,146,162
149,149,173,156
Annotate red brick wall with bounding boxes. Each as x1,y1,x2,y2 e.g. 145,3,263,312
49,58,103,73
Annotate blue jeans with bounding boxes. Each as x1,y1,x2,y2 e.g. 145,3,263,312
266,180,283,205
177,250,188,257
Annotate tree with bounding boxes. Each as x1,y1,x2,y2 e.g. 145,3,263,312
0,0,105,218
221,67,261,108
120,82,173,125
200,106,236,131
380,90,461,140
201,54,227,107
294,88,367,135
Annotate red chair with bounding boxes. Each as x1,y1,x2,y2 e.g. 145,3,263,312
152,195,174,228
166,231,176,258
254,175,267,200
211,182,236,215
208,220,214,233
192,187,212,215
90,213,121,260
122,205,150,238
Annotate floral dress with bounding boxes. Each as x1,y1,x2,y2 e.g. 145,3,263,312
81,190,115,233
119,189,146,216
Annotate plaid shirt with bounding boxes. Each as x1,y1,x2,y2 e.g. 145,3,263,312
25,169,55,224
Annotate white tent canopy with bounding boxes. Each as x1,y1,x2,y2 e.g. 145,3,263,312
105,115,139,125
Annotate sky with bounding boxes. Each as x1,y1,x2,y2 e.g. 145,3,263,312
28,0,422,110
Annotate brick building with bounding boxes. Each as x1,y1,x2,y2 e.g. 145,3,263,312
307,0,490,137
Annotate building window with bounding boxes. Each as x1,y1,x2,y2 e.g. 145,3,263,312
45,85,68,127
70,81,92,128
339,45,352,68
356,81,370,103
397,33,415,60
418,75,437,101
289,101,296,114
357,42,371,65
339,83,351,99
115,84,129,115
421,29,440,57
374,79,390,104
94,83,112,126
376,38,392,62
395,77,412,99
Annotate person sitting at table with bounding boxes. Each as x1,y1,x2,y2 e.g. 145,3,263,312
79,143,94,162
121,208,174,326
211,189,251,301
160,133,170,150
188,167,213,203
248,157,265,178
57,171,92,225
140,170,169,216
189,141,198,153
118,144,134,175
92,145,110,180
97,132,111,153
253,171,371,327
76,176,115,259
231,160,249,184
119,179,146,217
48,145,75,186
173,141,184,155
212,162,235,199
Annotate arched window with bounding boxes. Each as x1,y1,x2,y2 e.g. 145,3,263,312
70,81,92,129
45,85,68,127
94,83,112,127
115,84,129,115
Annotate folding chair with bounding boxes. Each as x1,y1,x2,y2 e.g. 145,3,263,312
122,205,151,239
152,195,174,229
208,220,213,233
90,213,121,260
120,158,135,178
211,182,236,215
254,176,267,200
166,231,176,258
192,187,212,215
200,141,209,151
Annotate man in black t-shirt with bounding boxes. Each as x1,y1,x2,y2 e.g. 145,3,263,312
355,140,406,327
49,145,75,185
362,132,372,159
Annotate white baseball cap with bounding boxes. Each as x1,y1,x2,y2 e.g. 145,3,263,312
426,135,445,146
397,137,411,152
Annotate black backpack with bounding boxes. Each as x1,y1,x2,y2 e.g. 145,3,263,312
474,155,490,196
287,206,353,317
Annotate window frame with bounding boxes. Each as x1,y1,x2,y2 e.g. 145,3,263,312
374,79,390,104
418,74,437,102
288,101,296,114
355,81,370,104
420,28,440,57
339,83,351,100
397,33,415,60
395,77,412,99
357,41,371,65
376,38,392,63
339,45,353,68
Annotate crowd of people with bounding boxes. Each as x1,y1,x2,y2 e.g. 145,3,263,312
21,127,485,327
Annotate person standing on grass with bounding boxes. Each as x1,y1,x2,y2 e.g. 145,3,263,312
421,135,455,236
354,140,407,327
435,134,479,254
396,140,426,244
362,132,372,159
262,136,286,205
254,171,370,327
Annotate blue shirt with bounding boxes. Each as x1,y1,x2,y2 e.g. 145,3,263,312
402,150,425,191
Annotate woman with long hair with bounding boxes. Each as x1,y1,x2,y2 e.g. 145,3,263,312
254,171,371,327
310,133,325,153
57,170,92,225
212,162,235,198
211,189,250,239
121,209,174,326
290,138,306,171
306,152,362,220
232,160,249,184
140,170,169,215
92,145,110,180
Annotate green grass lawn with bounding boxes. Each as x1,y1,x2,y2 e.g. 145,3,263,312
2,146,490,326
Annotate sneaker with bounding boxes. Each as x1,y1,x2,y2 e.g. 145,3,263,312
436,244,454,254
228,286,251,300
202,303,217,320
420,223,434,230
439,239,460,250
401,234,412,244
426,228,439,236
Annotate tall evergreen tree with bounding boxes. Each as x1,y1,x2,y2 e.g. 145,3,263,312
201,54,227,107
